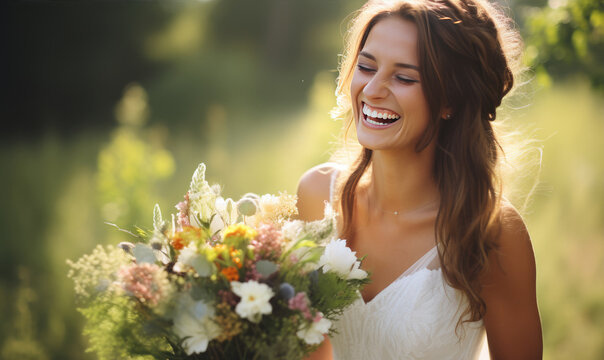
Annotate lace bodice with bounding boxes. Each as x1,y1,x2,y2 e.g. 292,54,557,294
327,164,488,359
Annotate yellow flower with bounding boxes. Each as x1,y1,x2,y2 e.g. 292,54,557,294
222,224,257,241
171,226,209,251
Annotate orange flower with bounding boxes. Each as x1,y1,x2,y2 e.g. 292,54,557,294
221,266,239,282
231,248,242,268
232,256,242,269
171,226,207,250
171,235,186,250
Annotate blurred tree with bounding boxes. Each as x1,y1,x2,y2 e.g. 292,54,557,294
144,0,365,133
97,83,174,228
524,0,604,89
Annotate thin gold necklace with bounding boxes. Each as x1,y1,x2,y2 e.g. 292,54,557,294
367,193,439,217
367,194,402,216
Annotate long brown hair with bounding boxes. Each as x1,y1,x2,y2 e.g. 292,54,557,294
332,0,523,327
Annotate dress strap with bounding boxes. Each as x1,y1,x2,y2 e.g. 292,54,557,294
329,165,342,206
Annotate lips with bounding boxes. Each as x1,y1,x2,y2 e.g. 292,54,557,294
361,103,401,128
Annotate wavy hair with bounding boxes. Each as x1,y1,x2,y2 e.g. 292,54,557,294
331,0,523,327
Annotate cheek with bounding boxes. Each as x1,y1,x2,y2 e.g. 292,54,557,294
350,70,364,104
394,87,429,116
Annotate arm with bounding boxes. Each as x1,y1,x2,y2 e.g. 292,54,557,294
296,163,335,360
481,205,543,359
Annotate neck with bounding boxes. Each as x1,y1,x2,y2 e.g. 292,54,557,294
366,145,439,216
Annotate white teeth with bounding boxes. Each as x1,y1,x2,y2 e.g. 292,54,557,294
362,103,400,120
366,118,389,126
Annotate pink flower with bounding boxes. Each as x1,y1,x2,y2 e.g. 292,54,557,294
250,223,283,260
288,292,313,321
312,312,323,323
176,192,190,228
118,263,166,307
244,261,262,281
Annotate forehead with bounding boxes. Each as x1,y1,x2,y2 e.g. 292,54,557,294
361,16,419,65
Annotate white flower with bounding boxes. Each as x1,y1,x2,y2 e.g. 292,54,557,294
209,214,224,235
259,194,280,215
231,280,274,323
281,203,336,245
296,314,332,345
318,239,368,280
246,192,297,227
188,211,203,228
172,295,220,355
173,244,212,276
208,196,239,235
154,243,171,265
215,197,238,225
177,244,198,263
188,191,216,224
187,164,218,223
290,246,321,272
281,220,305,242
173,243,197,273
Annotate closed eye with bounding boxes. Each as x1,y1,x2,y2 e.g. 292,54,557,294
358,63,419,84
396,76,419,84
357,64,376,73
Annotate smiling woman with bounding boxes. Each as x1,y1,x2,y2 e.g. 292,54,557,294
352,17,431,152
297,0,542,359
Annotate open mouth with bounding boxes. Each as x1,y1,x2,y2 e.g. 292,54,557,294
362,103,401,128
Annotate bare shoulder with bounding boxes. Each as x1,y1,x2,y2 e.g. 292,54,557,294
496,202,534,266
487,202,536,279
481,201,543,359
296,162,342,222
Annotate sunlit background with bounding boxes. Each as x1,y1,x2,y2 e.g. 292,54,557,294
1,0,603,359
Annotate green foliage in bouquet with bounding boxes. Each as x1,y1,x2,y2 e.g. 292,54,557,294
67,245,173,359
67,163,370,360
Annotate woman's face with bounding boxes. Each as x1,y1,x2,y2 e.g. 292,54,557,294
351,16,432,152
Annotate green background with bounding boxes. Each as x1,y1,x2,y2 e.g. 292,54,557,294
1,0,603,359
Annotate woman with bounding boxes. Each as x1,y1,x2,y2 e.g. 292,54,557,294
297,0,542,359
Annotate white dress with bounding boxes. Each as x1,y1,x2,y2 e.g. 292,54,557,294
327,165,489,360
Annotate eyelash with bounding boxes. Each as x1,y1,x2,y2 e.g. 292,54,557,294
356,64,419,84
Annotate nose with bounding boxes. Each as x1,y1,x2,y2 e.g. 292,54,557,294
363,73,388,100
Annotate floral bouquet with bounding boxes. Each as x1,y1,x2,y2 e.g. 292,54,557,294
68,163,369,360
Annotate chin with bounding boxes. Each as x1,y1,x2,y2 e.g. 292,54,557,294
356,122,389,151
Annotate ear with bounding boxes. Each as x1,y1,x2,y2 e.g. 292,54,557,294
440,106,453,120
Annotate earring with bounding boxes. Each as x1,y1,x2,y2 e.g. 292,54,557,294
443,113,452,120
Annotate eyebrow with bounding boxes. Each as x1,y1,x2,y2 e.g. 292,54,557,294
359,51,420,71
